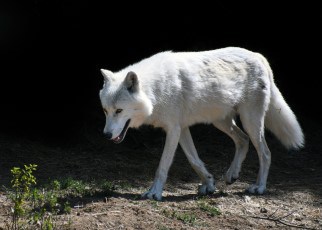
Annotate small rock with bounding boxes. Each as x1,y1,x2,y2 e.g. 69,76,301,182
244,195,251,203
260,207,268,213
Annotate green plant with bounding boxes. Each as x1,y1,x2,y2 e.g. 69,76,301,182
10,164,37,230
198,201,221,216
63,202,71,214
101,180,115,195
51,180,61,191
61,177,89,196
8,165,72,230
175,212,197,224
162,209,197,225
118,181,132,190
149,200,159,209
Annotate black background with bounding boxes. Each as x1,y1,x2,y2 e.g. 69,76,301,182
1,1,321,139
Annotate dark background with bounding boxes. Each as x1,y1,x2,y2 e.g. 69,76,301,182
0,1,321,140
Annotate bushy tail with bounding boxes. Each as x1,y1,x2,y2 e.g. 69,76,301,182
264,74,304,150
256,53,304,149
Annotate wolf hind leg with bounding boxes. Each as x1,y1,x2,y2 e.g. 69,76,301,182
213,117,249,184
179,127,215,195
239,95,271,194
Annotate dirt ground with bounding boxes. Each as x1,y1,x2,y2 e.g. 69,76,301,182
0,114,321,229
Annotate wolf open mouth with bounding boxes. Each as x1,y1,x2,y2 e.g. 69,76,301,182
112,119,131,144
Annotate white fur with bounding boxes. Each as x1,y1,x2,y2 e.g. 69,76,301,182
99,47,304,200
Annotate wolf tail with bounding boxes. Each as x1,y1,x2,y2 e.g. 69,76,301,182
260,55,304,149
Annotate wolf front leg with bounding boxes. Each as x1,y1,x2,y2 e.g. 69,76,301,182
179,127,215,195
142,125,181,201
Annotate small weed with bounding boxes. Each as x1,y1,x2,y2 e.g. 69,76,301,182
63,202,71,214
51,180,61,191
7,165,73,229
100,180,115,195
198,201,221,216
60,177,90,196
118,181,132,191
149,200,159,209
9,164,37,230
176,212,197,224
162,209,197,225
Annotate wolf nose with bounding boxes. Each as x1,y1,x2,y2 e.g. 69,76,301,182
104,132,113,140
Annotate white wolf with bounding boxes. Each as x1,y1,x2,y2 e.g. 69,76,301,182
99,47,304,201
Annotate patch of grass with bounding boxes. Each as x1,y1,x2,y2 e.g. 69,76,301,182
7,164,72,230
52,178,116,197
100,180,115,195
149,200,159,209
51,180,61,190
118,181,133,191
60,177,89,196
162,209,197,225
63,201,72,214
198,201,221,216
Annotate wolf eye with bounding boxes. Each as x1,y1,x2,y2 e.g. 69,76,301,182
103,109,108,114
115,109,123,114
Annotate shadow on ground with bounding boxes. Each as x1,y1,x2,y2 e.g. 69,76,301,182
1,113,321,202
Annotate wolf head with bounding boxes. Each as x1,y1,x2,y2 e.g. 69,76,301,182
99,69,153,143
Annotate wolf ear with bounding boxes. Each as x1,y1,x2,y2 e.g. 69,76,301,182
100,69,113,83
124,71,139,93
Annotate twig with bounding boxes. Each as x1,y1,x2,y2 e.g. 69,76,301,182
268,208,279,218
88,210,122,216
278,210,297,220
250,215,316,230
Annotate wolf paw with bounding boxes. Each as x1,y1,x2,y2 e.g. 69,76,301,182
225,168,239,184
246,184,266,195
141,189,162,201
198,183,215,196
